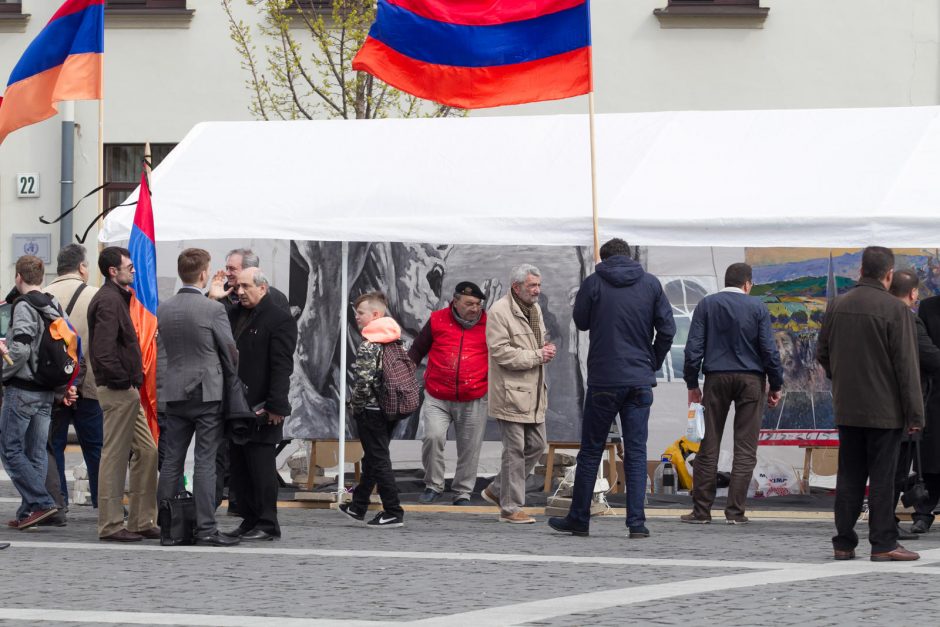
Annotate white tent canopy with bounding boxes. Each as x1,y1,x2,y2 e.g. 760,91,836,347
101,106,940,247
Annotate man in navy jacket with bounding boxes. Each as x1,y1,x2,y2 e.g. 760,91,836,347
549,238,675,538
681,262,783,525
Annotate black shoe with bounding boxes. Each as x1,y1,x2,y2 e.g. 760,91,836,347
339,503,366,522
897,525,919,541
911,519,930,534
418,488,441,504
221,527,250,539
367,511,403,528
241,528,278,541
0,542,8,550
196,531,241,547
628,525,650,539
37,512,67,527
452,497,471,506
547,516,589,537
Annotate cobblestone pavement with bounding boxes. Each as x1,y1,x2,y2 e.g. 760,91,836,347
0,486,938,626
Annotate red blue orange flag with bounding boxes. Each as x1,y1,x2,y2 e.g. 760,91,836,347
352,0,592,109
129,169,160,442
0,0,104,145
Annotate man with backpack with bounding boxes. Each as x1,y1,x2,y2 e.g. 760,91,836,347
0,255,77,529
339,291,417,529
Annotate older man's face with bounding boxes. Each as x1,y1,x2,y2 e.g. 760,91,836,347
453,294,483,321
236,268,267,309
513,274,541,306
225,254,244,288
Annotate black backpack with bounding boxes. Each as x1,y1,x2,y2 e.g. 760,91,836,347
10,294,79,389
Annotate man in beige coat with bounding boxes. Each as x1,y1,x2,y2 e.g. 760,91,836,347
481,264,556,523
44,244,103,520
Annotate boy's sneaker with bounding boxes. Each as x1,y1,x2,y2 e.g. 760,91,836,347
339,504,366,522
367,511,404,528
726,516,749,525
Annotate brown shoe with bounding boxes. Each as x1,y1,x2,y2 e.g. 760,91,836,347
680,513,711,524
499,511,535,524
100,529,144,542
17,508,58,530
871,545,919,562
833,548,856,560
134,527,161,540
481,486,498,506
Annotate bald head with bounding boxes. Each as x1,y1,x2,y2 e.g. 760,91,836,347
236,267,269,308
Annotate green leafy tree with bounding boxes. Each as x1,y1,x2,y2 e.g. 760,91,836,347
222,0,460,120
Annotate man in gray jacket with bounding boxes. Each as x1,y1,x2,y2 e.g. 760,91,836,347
0,256,65,529
817,246,924,562
157,248,240,546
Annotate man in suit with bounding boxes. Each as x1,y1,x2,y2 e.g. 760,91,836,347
156,249,240,546
912,290,940,533
222,267,297,541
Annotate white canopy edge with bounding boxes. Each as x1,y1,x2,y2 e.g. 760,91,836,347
101,106,940,248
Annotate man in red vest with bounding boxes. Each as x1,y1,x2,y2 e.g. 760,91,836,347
409,282,489,506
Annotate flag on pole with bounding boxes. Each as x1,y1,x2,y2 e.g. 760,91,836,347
0,0,104,145
352,0,592,109
129,168,160,442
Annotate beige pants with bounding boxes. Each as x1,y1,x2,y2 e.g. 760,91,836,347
96,386,158,537
488,420,546,515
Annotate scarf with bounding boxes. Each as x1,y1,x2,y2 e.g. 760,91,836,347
451,305,481,330
511,290,542,346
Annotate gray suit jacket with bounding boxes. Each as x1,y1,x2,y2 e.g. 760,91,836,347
157,287,237,404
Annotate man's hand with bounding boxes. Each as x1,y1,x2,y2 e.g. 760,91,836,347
207,270,232,300
688,388,703,405
263,410,285,426
63,385,79,407
540,342,557,363
767,389,782,409
909,425,923,435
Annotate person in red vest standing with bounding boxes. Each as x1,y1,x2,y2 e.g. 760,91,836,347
409,282,489,506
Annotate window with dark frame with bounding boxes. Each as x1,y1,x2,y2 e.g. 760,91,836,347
104,144,175,211
0,2,25,14
105,1,189,12
654,0,769,25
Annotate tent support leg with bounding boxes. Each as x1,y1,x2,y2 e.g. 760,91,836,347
337,240,349,502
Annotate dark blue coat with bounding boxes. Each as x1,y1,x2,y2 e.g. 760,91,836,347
573,255,675,388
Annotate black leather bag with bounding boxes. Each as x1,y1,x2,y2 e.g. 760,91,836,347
901,435,930,508
158,491,196,546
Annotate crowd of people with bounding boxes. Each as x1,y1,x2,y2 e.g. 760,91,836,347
0,241,934,561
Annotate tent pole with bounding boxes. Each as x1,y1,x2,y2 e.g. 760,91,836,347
336,240,349,502
588,91,600,263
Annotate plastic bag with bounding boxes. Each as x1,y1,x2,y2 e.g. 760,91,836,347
751,458,800,498
686,403,705,443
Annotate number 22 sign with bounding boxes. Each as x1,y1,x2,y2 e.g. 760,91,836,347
16,173,39,198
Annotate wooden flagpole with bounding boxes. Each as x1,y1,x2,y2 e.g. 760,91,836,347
96,61,105,285
588,90,600,262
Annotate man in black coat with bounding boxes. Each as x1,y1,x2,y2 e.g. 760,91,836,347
222,267,297,541
889,270,940,538
913,291,940,533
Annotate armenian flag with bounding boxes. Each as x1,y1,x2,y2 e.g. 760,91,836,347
129,168,159,442
352,0,592,109
0,0,104,146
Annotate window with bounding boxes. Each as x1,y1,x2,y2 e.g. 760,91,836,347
654,0,769,28
0,2,29,32
656,277,717,382
105,1,193,28
105,144,175,211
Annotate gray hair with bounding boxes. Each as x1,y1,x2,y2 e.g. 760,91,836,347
510,264,541,285
227,248,259,269
57,244,87,275
248,268,269,288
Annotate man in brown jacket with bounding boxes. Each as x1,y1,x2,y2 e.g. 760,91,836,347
817,246,924,562
481,264,555,524
88,246,158,542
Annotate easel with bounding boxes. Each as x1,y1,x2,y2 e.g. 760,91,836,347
543,441,621,493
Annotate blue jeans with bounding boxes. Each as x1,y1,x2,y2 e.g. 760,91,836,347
0,386,56,519
569,385,653,528
50,398,103,507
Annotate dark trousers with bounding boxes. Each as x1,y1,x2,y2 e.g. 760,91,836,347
230,440,280,537
692,373,764,520
913,472,940,526
568,386,652,528
833,425,902,553
156,400,223,537
352,408,403,519
48,398,103,508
